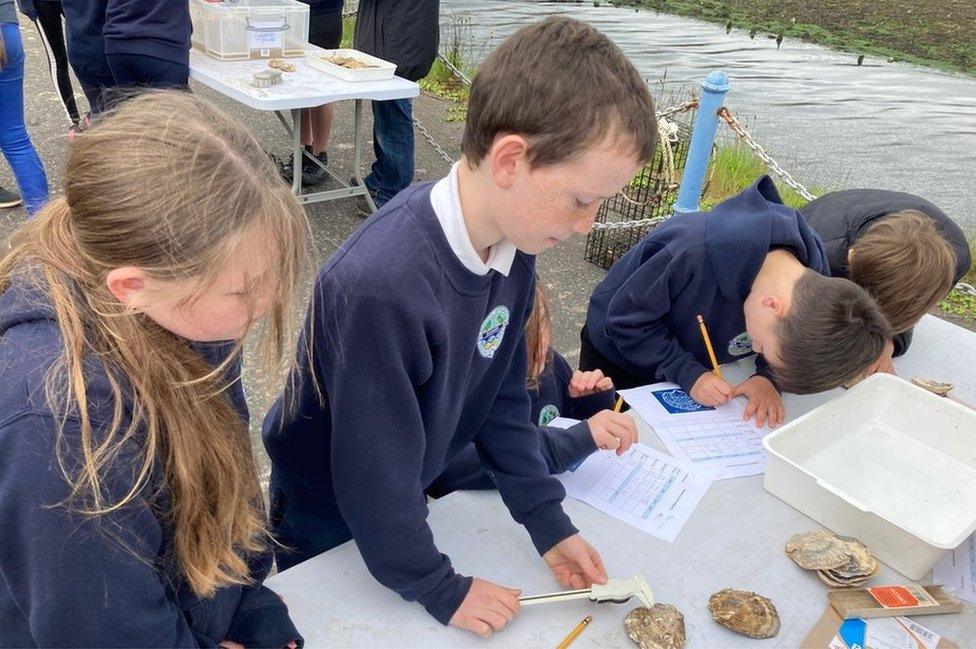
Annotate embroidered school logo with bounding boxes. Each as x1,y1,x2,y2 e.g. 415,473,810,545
538,404,560,426
651,388,714,414
727,331,753,356
477,305,510,359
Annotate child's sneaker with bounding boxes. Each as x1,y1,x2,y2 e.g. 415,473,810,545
0,186,23,209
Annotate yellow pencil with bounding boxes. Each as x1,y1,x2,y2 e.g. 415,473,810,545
555,615,593,649
614,396,624,412
696,314,723,379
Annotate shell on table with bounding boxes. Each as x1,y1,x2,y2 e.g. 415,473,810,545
911,377,954,396
624,604,686,649
708,588,781,639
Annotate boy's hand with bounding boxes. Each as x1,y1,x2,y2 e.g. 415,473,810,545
690,372,733,406
587,410,637,455
449,578,521,638
733,376,784,428
568,369,614,397
543,534,607,590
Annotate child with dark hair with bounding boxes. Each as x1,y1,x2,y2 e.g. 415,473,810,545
264,16,657,638
581,176,892,428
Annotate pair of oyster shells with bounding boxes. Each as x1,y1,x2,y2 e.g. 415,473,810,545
785,530,879,587
624,590,781,646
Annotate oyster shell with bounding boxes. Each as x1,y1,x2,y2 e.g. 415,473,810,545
785,531,851,570
624,604,686,649
268,58,296,73
911,377,953,397
708,589,780,639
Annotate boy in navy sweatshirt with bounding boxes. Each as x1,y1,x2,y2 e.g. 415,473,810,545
263,17,658,638
581,176,892,428
800,189,971,364
429,283,634,497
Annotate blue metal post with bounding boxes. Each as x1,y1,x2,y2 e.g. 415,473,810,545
674,70,731,214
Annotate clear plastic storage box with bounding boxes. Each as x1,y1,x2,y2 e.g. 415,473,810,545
190,0,309,61
763,374,976,580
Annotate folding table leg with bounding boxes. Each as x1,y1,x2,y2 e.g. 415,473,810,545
353,99,377,214
291,108,302,196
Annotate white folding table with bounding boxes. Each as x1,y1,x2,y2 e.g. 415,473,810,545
189,47,419,211
266,315,976,647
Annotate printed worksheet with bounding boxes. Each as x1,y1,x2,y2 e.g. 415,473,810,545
619,382,767,479
554,422,712,542
933,533,976,603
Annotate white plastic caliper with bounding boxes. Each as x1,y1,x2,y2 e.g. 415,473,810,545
518,575,654,607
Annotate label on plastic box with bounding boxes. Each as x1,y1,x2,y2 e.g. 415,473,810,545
248,19,284,51
868,585,939,609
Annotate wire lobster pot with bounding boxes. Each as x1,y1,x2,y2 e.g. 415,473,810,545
584,110,695,270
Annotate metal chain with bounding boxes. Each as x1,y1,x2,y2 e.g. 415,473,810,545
718,107,817,202
436,51,473,87
413,116,456,166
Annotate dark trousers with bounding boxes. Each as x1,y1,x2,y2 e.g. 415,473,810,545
60,0,113,113
579,325,651,391
364,98,414,208
31,0,80,123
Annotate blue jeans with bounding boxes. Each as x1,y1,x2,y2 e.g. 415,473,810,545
365,98,414,208
1,23,49,216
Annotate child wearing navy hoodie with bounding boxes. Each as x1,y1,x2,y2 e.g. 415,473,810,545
262,17,658,639
581,176,892,428
429,282,637,497
0,92,309,647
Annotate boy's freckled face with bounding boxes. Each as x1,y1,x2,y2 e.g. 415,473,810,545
501,138,642,255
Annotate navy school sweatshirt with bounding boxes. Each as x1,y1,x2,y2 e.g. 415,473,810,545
800,188,973,356
104,0,191,66
428,350,617,496
0,279,301,648
262,182,578,625
585,175,831,393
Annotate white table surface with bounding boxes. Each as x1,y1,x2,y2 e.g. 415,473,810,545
189,46,418,111
267,315,976,647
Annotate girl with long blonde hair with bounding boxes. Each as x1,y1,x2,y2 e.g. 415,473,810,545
0,91,310,647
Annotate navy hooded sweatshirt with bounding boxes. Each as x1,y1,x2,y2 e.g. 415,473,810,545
262,182,578,626
103,0,191,66
585,176,830,393
428,350,617,496
800,188,972,356
0,279,301,648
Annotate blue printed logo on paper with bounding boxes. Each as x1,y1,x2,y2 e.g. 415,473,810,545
477,305,510,359
651,388,714,414
538,404,560,426
838,619,868,649
727,331,753,356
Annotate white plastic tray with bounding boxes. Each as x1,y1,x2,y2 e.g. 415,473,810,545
763,373,976,579
305,48,396,82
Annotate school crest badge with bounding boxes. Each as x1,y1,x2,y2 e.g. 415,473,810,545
727,331,753,356
477,305,510,358
538,404,560,426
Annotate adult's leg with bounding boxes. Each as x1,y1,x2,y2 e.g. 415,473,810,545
33,0,81,123
364,97,414,208
59,0,113,114
0,23,50,216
